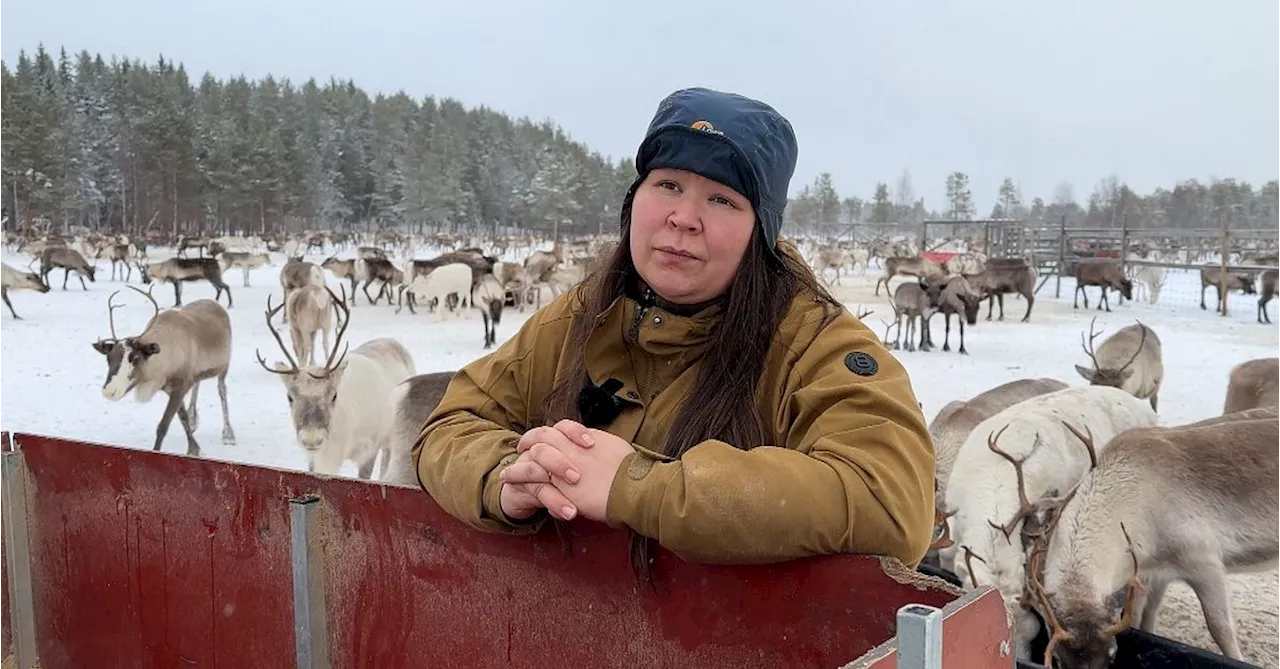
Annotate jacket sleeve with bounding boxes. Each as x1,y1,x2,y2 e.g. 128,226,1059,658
603,312,935,566
413,300,571,535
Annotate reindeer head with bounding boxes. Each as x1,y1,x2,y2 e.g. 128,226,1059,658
1074,318,1147,387
1116,278,1133,300
93,287,162,402
257,287,351,452
1233,273,1257,295
12,269,50,293
136,262,153,284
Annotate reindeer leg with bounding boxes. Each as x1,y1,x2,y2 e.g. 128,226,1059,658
362,277,378,305
153,390,186,452
356,453,376,480
62,268,70,290
1073,285,1080,309
243,267,250,287
1101,288,1111,312
218,371,235,445
996,293,1005,320
943,314,952,352
347,276,358,305
176,401,202,456
1022,292,1034,322
1201,284,1208,310
1137,577,1169,632
1183,562,1244,659
187,382,201,433
959,318,968,355
173,282,182,307
2,288,19,320
1149,392,1158,413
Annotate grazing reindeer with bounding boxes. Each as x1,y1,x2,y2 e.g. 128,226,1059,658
890,280,938,352
98,243,138,281
400,263,473,317
1223,357,1279,414
923,377,1069,569
280,258,325,324
139,258,232,308
219,251,271,287
875,256,944,296
940,386,1159,660
1199,267,1256,312
258,294,417,478
1075,318,1163,411
285,284,338,365
966,260,1037,322
381,371,456,485
1072,262,1132,312
39,247,97,290
1256,268,1276,324
320,257,363,305
1,262,50,319
92,286,236,454
1024,407,1279,667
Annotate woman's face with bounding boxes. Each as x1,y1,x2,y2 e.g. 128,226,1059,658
629,168,757,305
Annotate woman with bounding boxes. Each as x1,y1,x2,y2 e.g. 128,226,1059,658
414,87,934,576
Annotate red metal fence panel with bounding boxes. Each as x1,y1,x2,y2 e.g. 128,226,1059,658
2,432,1004,669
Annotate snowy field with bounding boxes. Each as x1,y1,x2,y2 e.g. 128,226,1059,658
1,248,1277,665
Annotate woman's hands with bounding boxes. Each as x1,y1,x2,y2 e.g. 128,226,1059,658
498,419,635,523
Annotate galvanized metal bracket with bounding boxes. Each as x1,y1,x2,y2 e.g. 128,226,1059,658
895,603,943,669
290,495,330,669
3,449,40,668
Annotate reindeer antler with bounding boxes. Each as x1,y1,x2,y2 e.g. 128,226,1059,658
309,285,351,379
960,545,987,589
929,506,957,551
1027,543,1073,668
1080,316,1104,371
985,425,1044,542
1115,321,1149,376
126,284,161,331
1102,523,1145,637
103,290,125,341
1061,422,1099,469
854,304,874,320
256,294,299,375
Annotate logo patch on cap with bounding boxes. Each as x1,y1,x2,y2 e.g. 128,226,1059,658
844,351,879,377
690,120,724,136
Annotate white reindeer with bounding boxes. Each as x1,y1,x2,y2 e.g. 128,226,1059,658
1075,317,1163,412
285,284,337,366
257,293,416,478
401,262,472,318
93,286,237,454
2,262,50,319
1025,406,1278,668
938,386,1159,661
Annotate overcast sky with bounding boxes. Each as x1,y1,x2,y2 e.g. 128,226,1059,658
3,0,1276,212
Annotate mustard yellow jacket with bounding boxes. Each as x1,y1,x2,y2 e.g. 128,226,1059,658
414,282,935,566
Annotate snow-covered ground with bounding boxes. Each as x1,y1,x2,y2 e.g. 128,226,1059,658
1,248,1277,665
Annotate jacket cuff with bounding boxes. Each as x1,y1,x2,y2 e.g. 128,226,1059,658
605,451,678,537
482,454,546,534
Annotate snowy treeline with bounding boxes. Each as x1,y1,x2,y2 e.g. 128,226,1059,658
1,46,637,237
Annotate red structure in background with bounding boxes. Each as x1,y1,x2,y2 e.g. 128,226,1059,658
1,432,1015,669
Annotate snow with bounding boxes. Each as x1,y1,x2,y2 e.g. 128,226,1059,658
2,249,1277,665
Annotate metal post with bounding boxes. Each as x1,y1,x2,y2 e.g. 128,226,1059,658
895,604,943,669
290,495,330,669
1219,213,1230,316
3,450,40,668
1055,215,1067,298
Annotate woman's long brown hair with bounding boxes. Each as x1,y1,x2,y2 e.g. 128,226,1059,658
538,176,844,585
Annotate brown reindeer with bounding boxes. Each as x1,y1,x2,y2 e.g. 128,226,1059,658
1199,267,1256,312
92,286,236,454
280,258,325,324
890,279,940,352
98,243,138,281
875,256,944,296
932,275,983,354
966,260,1037,322
39,247,97,290
1255,268,1276,324
1223,357,1279,414
1072,261,1132,312
138,258,232,308
1024,407,1279,667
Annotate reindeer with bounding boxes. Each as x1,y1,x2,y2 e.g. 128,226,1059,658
98,243,138,281
875,256,944,296
939,386,1159,660
1223,357,1279,414
257,293,417,478
92,286,236,455
400,263,473,317
280,258,325,324
1072,261,1132,312
815,246,851,286
1,262,50,319
889,280,938,352
381,371,456,485
1024,407,1279,667
932,275,982,354
923,377,1069,568
1199,267,1257,312
39,247,97,290
320,257,363,305
472,274,506,348
966,260,1037,322
1256,268,1276,324
521,250,560,311
138,258,232,308
219,251,271,287
285,284,338,366
1075,318,1163,411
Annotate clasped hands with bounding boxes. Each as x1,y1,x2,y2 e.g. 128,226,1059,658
498,419,634,523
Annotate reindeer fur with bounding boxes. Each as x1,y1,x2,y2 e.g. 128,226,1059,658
1223,358,1279,414
1075,319,1163,412
381,371,456,485
1,262,50,319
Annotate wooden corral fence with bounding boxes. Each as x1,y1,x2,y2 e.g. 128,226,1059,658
1,431,1022,669
920,219,1027,259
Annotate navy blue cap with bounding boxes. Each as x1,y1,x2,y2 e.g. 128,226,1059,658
635,88,799,255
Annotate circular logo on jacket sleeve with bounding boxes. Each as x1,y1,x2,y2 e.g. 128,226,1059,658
845,351,879,377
